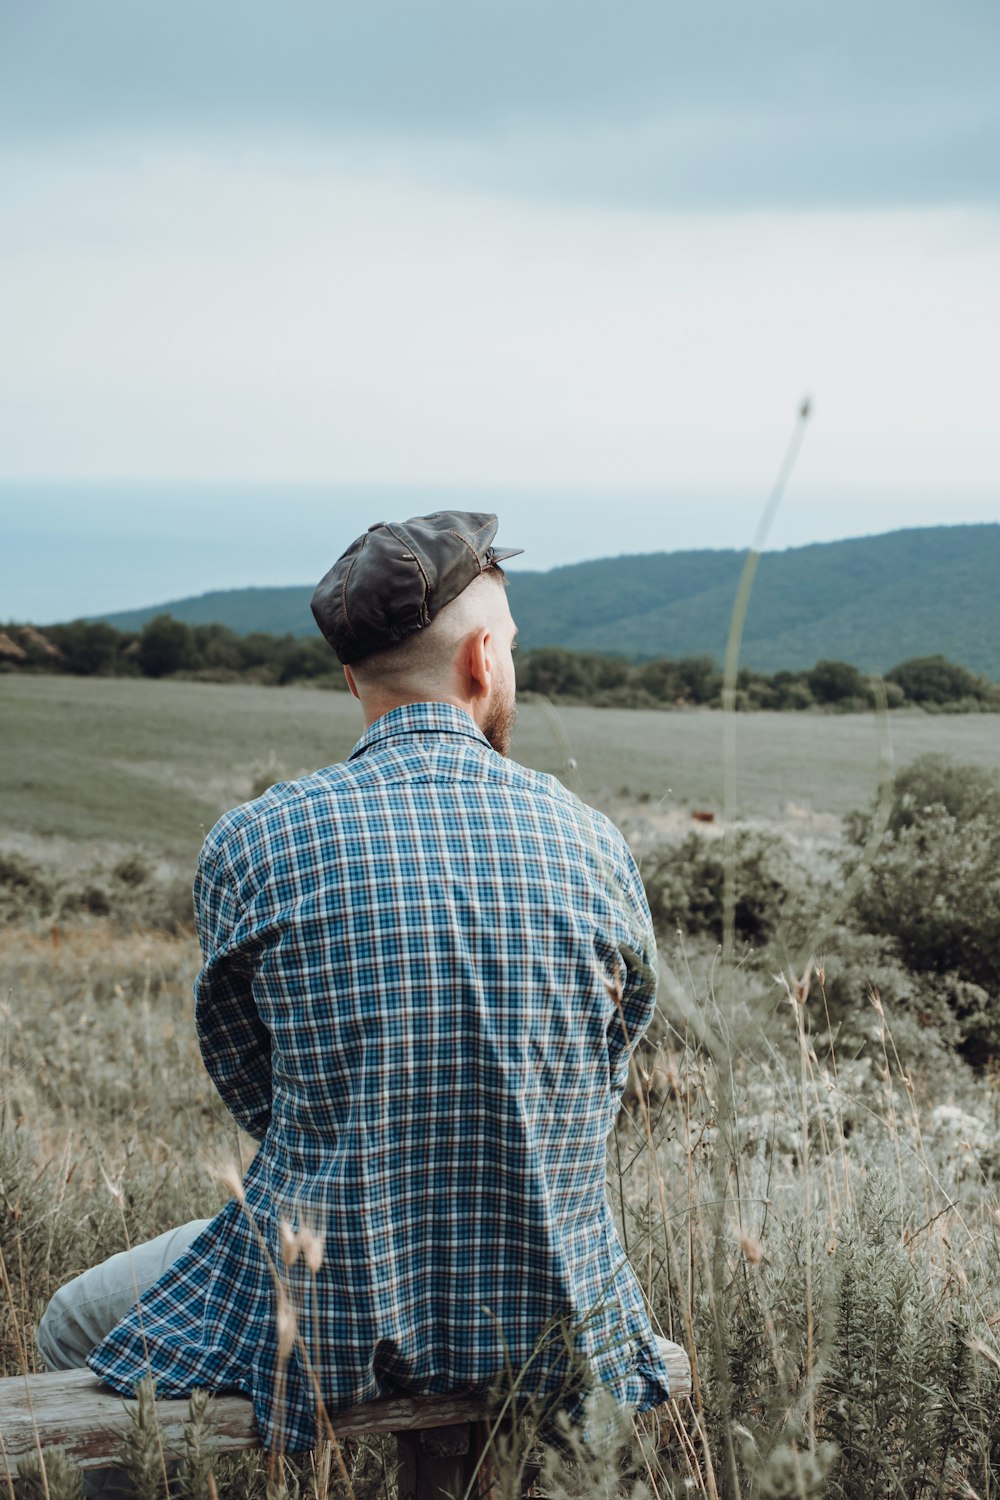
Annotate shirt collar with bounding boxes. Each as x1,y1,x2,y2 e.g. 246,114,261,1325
349,701,492,760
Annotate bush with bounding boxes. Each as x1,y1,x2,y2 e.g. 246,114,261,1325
886,654,987,705
807,659,868,704
0,849,193,933
138,614,198,677
517,647,630,699
813,926,997,1069
675,655,722,704
0,851,55,923
847,755,1000,1062
881,752,1000,833
853,807,1000,979
46,620,129,676
643,829,803,946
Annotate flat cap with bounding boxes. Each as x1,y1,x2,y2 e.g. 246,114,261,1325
311,510,522,664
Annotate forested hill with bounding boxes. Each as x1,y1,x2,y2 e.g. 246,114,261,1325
94,523,1000,675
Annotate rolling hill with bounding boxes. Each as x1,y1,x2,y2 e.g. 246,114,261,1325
93,523,1000,675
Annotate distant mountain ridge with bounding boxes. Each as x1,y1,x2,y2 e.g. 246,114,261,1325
92,524,1000,676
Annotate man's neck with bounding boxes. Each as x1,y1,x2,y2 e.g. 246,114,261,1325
362,693,476,730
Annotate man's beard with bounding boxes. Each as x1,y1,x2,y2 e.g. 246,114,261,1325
483,687,517,757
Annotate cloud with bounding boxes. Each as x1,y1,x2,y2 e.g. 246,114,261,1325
1,0,997,209
1,146,998,492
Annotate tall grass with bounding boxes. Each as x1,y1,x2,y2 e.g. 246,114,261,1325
0,927,234,1377
2,914,999,1497
615,952,1000,1499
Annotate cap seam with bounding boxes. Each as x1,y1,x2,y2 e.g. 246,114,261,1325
447,528,484,572
383,521,431,610
339,537,367,643
465,518,496,546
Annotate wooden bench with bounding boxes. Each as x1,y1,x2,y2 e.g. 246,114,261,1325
0,1343,691,1498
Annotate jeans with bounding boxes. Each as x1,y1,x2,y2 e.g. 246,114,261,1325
36,1220,212,1372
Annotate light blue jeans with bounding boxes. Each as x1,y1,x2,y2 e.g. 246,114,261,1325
36,1220,212,1372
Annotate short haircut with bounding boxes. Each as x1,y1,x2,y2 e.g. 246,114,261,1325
350,566,507,690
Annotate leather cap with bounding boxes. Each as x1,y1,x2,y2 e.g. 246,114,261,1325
311,511,523,664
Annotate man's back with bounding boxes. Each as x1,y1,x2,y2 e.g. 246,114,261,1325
88,703,671,1448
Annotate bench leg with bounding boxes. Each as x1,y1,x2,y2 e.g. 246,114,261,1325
395,1422,499,1500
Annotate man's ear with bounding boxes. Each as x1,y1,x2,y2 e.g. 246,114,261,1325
465,627,492,701
343,665,361,700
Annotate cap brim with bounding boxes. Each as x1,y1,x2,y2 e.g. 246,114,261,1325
490,546,524,563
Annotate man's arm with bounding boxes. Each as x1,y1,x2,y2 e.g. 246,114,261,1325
193,836,272,1143
605,839,659,1106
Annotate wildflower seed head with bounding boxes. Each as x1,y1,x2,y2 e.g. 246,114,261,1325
221,1165,246,1205
300,1225,325,1273
279,1219,300,1267
739,1232,762,1265
276,1294,297,1361
206,1157,247,1205
99,1164,125,1208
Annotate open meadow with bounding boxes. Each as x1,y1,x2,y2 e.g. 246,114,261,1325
2,675,1000,1498
4,675,1000,861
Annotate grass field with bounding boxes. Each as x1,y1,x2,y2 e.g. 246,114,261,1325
3,675,1000,1496
4,676,1000,866
4,917,1000,1500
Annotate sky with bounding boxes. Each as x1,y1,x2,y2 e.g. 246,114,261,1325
1,0,999,620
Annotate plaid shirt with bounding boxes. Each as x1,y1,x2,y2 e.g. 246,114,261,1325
89,703,671,1450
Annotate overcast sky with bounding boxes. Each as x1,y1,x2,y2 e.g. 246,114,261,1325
2,0,998,619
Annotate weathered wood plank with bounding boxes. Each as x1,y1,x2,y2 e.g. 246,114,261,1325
0,1343,691,1479
0,1375,486,1476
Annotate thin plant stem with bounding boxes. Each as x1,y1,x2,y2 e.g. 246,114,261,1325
722,398,813,969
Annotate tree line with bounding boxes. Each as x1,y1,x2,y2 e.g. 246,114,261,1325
2,615,998,710
0,616,345,687
515,645,1000,711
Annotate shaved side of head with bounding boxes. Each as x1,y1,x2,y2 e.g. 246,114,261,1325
349,568,509,700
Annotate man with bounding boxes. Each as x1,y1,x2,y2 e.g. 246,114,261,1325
38,511,671,1450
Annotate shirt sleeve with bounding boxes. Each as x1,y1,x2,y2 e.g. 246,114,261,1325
193,833,273,1143
605,837,659,1106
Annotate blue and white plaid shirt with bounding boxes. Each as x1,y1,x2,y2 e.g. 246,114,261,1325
89,702,671,1449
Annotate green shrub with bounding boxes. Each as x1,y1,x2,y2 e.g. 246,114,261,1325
886,654,989,705
642,829,804,946
819,1177,986,1497
0,852,56,923
878,752,1000,833
847,755,1000,1062
806,659,868,705
809,927,986,1072
0,849,192,933
44,620,128,677
852,810,1000,990
138,614,199,678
